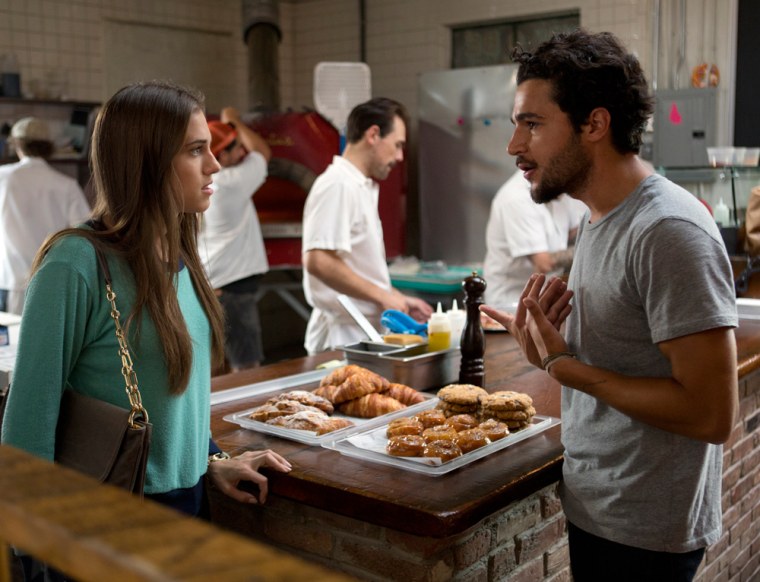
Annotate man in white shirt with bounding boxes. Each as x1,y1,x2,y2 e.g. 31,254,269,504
483,171,586,309
199,107,271,370
0,117,90,314
302,98,432,354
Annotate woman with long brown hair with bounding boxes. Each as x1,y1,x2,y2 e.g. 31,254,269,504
1,81,290,527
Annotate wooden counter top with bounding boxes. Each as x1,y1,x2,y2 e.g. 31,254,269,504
0,445,352,582
210,319,760,539
735,318,760,377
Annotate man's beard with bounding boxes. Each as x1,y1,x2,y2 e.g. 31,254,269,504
371,163,393,181
531,133,591,204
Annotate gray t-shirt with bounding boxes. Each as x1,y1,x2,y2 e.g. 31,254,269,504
561,174,738,552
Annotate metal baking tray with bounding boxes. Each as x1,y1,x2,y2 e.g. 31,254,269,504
223,391,436,447
211,367,332,407
321,403,561,476
342,342,461,390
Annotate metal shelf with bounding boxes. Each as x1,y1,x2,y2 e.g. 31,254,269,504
658,166,760,229
0,96,100,108
657,166,760,183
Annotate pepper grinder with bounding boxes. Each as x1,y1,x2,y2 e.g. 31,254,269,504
459,271,486,387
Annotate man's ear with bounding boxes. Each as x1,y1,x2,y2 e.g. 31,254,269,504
583,107,611,143
365,124,381,144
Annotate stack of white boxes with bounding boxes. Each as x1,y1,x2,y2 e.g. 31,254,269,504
0,312,21,388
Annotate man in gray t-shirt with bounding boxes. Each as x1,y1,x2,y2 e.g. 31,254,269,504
482,30,738,582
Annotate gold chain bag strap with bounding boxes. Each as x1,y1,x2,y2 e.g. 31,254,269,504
52,244,152,495
104,265,148,427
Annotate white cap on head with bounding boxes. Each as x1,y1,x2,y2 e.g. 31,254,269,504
11,117,50,141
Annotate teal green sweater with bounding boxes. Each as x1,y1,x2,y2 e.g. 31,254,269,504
1,234,212,494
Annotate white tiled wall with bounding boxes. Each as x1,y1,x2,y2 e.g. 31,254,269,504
284,0,737,144
289,0,361,109
0,0,248,111
0,0,739,140
288,0,657,114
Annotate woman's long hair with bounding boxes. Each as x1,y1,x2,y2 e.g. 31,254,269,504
33,80,225,394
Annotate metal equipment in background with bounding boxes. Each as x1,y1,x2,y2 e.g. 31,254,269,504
652,88,717,167
242,0,407,266
418,65,519,264
229,0,408,361
314,61,371,148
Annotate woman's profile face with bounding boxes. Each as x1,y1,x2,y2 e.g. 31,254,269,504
172,109,221,213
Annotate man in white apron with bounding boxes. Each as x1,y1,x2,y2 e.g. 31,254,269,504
301,98,432,354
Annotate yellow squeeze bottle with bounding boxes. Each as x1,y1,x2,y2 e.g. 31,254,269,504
427,302,452,352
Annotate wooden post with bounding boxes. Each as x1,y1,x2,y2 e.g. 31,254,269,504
0,542,11,582
0,445,351,582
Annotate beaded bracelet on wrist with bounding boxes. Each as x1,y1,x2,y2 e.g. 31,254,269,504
541,351,577,372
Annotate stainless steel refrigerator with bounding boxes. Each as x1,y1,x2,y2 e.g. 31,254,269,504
418,64,519,264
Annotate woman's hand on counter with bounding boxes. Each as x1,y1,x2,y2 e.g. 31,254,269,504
207,449,292,505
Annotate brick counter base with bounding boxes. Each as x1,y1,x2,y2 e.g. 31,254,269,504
697,367,760,582
211,482,571,581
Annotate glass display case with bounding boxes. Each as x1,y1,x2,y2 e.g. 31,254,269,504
657,166,760,254
659,166,760,293
657,166,760,228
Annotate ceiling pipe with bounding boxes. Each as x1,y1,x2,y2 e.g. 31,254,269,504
242,0,282,113
671,0,686,89
651,0,660,93
359,0,367,63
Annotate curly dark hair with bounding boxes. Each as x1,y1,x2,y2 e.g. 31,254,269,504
512,29,653,154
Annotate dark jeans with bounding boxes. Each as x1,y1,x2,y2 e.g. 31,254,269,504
0,289,7,312
145,475,209,519
17,557,67,582
568,521,706,582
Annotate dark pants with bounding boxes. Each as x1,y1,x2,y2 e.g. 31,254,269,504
218,274,264,368
568,521,706,582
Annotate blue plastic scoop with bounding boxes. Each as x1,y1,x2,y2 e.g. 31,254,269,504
381,310,428,336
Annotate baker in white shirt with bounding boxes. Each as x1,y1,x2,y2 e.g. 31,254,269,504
199,106,271,371
483,171,586,309
0,117,90,314
302,98,432,354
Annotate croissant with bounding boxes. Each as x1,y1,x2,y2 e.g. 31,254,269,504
320,364,367,387
312,384,342,403
330,369,389,404
338,393,406,418
385,383,425,405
